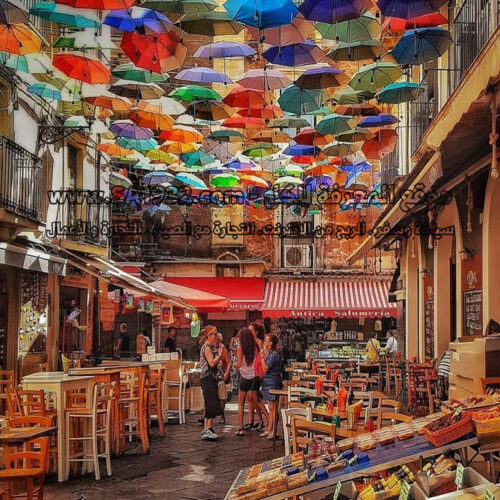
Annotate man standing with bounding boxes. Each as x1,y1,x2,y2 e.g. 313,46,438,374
136,329,151,355
115,323,130,358
385,330,398,357
164,326,177,353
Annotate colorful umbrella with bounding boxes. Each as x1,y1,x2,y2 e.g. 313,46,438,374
292,154,326,164
0,0,29,23
194,41,256,59
237,105,283,120
358,114,399,127
349,62,402,92
299,0,372,23
337,127,375,142
222,87,267,108
5,53,52,74
169,85,221,101
278,85,325,115
332,87,374,104
175,172,207,189
129,109,174,130
137,97,185,115
246,13,315,45
377,0,447,19
304,164,338,176
186,100,234,121
208,130,245,142
180,150,216,166
342,161,371,188
279,164,303,176
160,126,203,143
376,81,424,103
295,67,348,89
160,141,199,154
392,27,453,65
210,173,240,188
112,62,168,83
283,145,321,156
242,143,280,158
53,30,116,50
336,103,381,116
239,175,270,188
294,129,333,146
262,40,325,67
304,175,333,191
110,120,154,140
104,7,172,34
177,11,243,36
175,67,232,84
237,69,291,91
310,106,335,116
144,203,172,216
30,2,100,27
84,94,132,112
315,113,354,135
146,149,174,162
316,12,381,42
110,80,165,99
383,13,447,32
274,176,303,187
269,116,310,128
110,172,133,188
121,31,187,74
322,141,361,156
53,53,111,84
28,83,62,100
142,171,175,184
361,129,398,159
222,116,265,130
224,0,298,28
0,25,41,55
247,130,291,143
223,158,259,171
327,40,383,61
116,136,158,151
98,143,134,156
141,0,217,12
57,0,135,8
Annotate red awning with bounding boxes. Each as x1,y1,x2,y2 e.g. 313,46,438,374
164,277,266,311
263,280,397,319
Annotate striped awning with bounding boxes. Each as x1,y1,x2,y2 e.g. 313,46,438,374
0,241,67,275
263,280,397,318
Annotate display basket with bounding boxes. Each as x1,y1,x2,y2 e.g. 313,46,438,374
472,415,500,436
423,413,473,447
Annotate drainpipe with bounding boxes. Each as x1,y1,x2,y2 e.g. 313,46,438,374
489,87,498,178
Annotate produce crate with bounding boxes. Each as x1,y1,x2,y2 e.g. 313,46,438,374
473,416,500,436
423,413,473,447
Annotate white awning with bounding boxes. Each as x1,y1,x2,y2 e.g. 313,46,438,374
0,242,67,275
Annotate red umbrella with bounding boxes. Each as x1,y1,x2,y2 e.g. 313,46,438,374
336,103,381,116
292,153,326,164
222,87,267,108
361,129,398,159
222,116,265,130
121,31,187,74
294,128,333,146
383,13,447,32
53,53,110,83
237,105,283,120
56,0,134,8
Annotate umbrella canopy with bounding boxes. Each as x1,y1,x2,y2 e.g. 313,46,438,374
222,87,267,108
322,141,361,156
376,81,424,103
274,176,303,187
110,80,164,99
392,27,453,65
295,67,348,89
349,62,403,92
30,2,100,27
279,164,303,176
332,87,374,104
358,114,399,127
160,126,203,143
222,116,265,129
262,40,325,67
294,129,333,146
0,0,29,23
169,85,221,101
304,175,334,191
304,163,338,176
327,39,383,61
142,171,175,184
110,120,154,139
210,173,240,188
53,30,116,50
337,127,375,142
208,129,245,142
181,150,215,166
194,41,255,59
237,69,291,91
175,172,207,189
316,12,381,42
246,13,314,45
186,100,234,121
160,140,199,154
104,7,172,34
129,109,174,130
269,116,310,128
98,142,134,156
175,67,232,84
292,153,326,164
28,82,62,100
377,0,447,19
383,13,448,32
336,103,381,116
56,0,135,8
146,149,174,162
361,129,398,159
299,0,372,23
247,129,291,143
242,143,280,158
142,0,217,12
315,113,354,135
224,0,298,29
5,53,52,74
110,172,133,187
278,85,325,115
53,53,110,83
177,11,244,36
121,31,187,74
112,62,168,83
0,24,41,55
223,158,258,171
237,105,283,120
283,145,321,156
138,97,185,115
116,136,158,151
239,175,269,188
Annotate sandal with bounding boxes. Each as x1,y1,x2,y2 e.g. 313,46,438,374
235,429,245,436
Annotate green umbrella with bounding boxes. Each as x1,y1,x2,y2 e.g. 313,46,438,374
322,141,361,157
316,13,381,43
210,173,240,188
169,85,221,102
110,172,133,188
207,129,244,142
279,164,303,177
327,40,383,62
278,85,325,115
315,114,354,135
180,149,216,166
30,2,101,28
133,162,156,172
310,106,335,116
141,0,217,13
177,11,243,36
349,62,403,93
242,143,279,158
53,30,116,50
269,117,310,128
336,127,375,142
331,87,374,105
112,62,168,83
376,82,424,104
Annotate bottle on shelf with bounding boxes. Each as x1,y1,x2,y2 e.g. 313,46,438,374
337,386,347,412
348,386,355,406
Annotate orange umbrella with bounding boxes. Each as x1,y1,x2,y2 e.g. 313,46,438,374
97,143,134,156
53,53,111,84
237,105,284,121
222,116,265,130
361,129,398,159
292,153,326,164
129,109,174,131
84,95,132,112
247,129,291,143
0,24,41,55
294,128,333,147
160,141,199,154
160,127,203,143
239,174,270,188
305,164,338,176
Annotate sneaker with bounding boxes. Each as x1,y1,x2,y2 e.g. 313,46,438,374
219,416,226,424
206,429,218,440
243,423,253,430
260,431,269,437
251,423,260,431
201,430,210,440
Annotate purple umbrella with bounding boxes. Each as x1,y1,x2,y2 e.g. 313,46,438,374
304,175,333,191
103,7,172,34
262,40,325,67
299,0,372,23
295,67,348,89
377,0,448,18
193,41,256,59
175,67,233,84
110,120,154,139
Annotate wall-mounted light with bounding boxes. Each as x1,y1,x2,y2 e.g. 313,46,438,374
459,248,476,261
184,311,192,320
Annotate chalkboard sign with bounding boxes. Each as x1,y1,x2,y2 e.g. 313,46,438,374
424,300,434,361
463,290,482,336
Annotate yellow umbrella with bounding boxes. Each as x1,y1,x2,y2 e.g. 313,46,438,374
160,141,199,154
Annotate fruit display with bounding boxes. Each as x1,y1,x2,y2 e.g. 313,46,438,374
470,406,500,436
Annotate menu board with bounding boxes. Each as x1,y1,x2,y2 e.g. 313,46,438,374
463,290,482,336
424,300,434,361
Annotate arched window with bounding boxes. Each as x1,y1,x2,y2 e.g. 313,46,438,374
216,252,240,277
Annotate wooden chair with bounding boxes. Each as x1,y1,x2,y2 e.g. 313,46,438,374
291,417,336,454
6,388,49,418
65,382,115,481
377,412,413,427
480,377,500,394
162,361,186,424
281,407,312,456
343,381,368,392
0,437,49,500
353,391,374,425
146,364,165,437
0,370,14,415
287,386,316,405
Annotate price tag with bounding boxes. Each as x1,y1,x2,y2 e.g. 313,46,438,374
398,479,411,500
348,454,358,466
453,407,463,418
484,488,496,500
333,481,342,500
455,463,465,489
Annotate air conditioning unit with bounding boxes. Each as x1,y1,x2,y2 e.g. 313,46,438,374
283,244,312,269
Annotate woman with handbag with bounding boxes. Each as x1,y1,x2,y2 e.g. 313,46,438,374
199,325,222,441
234,327,268,436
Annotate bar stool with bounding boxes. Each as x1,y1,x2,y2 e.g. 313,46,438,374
146,364,165,437
65,382,115,481
162,362,186,424
0,370,14,416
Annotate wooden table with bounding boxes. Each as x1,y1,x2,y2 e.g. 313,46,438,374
22,372,94,482
0,427,56,445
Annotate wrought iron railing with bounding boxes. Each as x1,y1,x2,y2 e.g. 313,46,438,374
409,99,439,155
0,136,42,221
380,146,400,186
64,200,109,248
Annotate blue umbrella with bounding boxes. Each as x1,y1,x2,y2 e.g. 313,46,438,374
175,67,232,84
143,171,175,185
377,0,447,19
103,7,172,34
376,82,424,104
116,137,158,151
194,41,256,59
392,27,453,65
28,83,62,100
342,161,372,188
223,158,258,170
145,203,171,216
262,41,325,67
299,0,372,23
175,172,207,189
283,145,321,156
304,175,333,191
358,114,399,127
224,0,298,28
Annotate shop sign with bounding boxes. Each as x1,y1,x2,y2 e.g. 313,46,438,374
287,309,394,318
161,305,173,325
137,298,145,313
152,300,161,315
61,272,88,288
146,300,154,314
229,302,263,310
125,294,135,310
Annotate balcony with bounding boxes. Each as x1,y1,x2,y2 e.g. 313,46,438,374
410,98,439,155
0,136,42,223
62,201,109,249
380,146,400,186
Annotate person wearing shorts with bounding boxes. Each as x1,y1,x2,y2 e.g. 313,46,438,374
215,333,231,423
